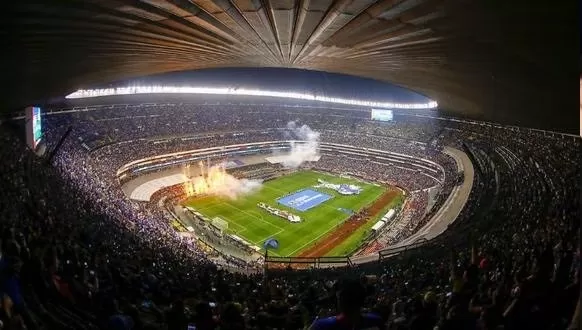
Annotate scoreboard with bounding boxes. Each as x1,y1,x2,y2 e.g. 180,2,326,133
371,109,393,121
25,106,42,150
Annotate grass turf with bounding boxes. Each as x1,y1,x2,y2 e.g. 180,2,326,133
184,170,387,257
324,193,405,256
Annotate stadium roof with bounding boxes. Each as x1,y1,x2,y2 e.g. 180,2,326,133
4,0,578,133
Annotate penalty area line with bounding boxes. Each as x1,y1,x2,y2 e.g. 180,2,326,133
254,228,285,257
221,203,284,231
287,221,341,256
189,202,225,213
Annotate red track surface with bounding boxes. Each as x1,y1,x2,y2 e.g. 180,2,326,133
297,190,398,257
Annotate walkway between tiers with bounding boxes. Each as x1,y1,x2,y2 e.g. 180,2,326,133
350,146,475,265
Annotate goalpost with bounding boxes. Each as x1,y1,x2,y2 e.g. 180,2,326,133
211,217,229,236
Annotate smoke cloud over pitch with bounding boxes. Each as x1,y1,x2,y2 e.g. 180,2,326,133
282,121,321,168
198,173,262,200
184,163,262,200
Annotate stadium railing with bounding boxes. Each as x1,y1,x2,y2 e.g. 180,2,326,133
264,238,437,269
265,255,353,268
377,238,429,260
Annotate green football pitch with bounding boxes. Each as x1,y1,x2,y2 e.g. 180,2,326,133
183,170,387,257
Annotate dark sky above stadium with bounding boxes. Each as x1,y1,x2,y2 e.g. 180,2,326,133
98,67,433,104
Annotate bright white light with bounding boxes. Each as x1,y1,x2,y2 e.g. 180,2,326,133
65,85,438,109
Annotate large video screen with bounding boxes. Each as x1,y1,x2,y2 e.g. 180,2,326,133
371,109,393,121
25,106,42,150
32,107,42,145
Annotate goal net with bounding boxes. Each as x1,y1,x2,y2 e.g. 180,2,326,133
211,217,229,235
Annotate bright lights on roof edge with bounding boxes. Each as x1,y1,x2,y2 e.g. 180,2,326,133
65,86,438,110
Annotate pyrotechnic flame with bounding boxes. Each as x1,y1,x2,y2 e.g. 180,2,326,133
183,161,262,199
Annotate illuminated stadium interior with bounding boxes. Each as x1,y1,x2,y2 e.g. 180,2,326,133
1,93,576,328
65,85,438,109
1,2,579,329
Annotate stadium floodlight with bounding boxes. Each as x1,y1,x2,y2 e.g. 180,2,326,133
65,85,438,110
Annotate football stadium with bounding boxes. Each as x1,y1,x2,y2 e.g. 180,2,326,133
183,170,400,257
1,2,579,330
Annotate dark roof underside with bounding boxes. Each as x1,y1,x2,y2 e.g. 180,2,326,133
3,0,579,133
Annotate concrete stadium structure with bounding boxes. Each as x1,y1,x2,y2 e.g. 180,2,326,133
116,138,470,266
4,1,577,132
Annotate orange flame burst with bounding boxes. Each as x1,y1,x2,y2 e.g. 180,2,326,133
183,161,230,197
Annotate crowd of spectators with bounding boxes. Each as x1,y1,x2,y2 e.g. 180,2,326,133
379,191,429,247
65,107,456,259
314,154,442,192
49,103,438,150
0,101,577,330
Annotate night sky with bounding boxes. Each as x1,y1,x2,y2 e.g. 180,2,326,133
99,67,433,104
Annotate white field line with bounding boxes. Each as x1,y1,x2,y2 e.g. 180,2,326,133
286,221,343,256
217,204,285,256
256,229,284,243
265,249,282,257
226,220,246,233
254,228,285,254
221,203,284,231
192,202,283,256
192,201,282,231
262,185,340,213
263,181,387,256
193,202,226,213
283,190,385,256
195,176,383,256
194,203,247,234
192,196,229,210
263,177,384,212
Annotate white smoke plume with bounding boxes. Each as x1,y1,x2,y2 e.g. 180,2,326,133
282,121,321,168
184,162,262,200
199,173,262,200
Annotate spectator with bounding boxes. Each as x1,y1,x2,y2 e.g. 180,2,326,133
0,100,576,329
309,279,385,329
